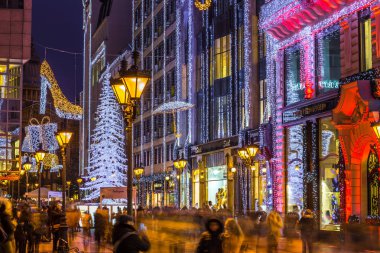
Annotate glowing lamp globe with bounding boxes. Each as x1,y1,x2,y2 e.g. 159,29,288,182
77,178,83,184
372,122,380,139
165,175,170,181
56,130,73,147
23,162,32,172
35,149,47,163
246,145,259,158
237,148,249,160
20,170,25,176
173,158,187,173
111,78,130,105
67,181,71,186
231,167,237,173
134,167,144,179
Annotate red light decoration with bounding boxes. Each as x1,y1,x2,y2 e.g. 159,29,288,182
304,81,314,99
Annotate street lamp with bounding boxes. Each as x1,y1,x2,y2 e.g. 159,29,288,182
134,166,144,207
55,129,73,243
67,181,71,199
34,148,46,209
111,51,150,214
173,157,187,208
76,178,83,202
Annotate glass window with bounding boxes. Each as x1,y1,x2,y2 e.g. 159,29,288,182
214,35,231,80
367,145,379,216
285,45,302,105
317,25,340,94
319,117,340,231
207,165,227,209
286,124,304,212
260,80,267,124
360,17,372,71
193,169,200,207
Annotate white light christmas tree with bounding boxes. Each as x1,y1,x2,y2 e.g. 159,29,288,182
82,71,127,201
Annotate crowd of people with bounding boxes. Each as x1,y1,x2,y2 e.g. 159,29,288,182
0,196,372,253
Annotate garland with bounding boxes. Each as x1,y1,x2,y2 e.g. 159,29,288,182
194,0,212,11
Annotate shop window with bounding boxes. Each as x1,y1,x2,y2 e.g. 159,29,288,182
285,44,302,105
214,35,231,80
319,117,340,231
316,25,340,94
286,124,304,212
360,17,372,71
193,169,200,207
207,165,227,209
367,145,379,216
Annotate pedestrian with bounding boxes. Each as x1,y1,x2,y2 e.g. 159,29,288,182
196,218,224,253
299,209,315,253
266,210,283,253
222,218,244,253
0,198,16,253
112,215,150,253
49,203,63,253
81,211,92,246
94,207,106,247
284,205,300,245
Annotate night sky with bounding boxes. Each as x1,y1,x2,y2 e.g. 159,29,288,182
32,0,83,103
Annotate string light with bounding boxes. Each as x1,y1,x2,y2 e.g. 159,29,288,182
40,60,83,120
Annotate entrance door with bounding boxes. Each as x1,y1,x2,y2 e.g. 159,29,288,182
367,145,380,216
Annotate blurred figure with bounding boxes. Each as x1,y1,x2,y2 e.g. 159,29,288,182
196,218,224,253
94,207,106,247
284,205,300,245
344,215,364,252
39,206,49,242
0,198,16,253
222,218,244,253
65,208,77,243
112,215,150,253
81,211,92,246
299,209,315,253
49,203,63,253
266,210,283,253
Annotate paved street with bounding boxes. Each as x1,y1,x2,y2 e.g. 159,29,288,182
37,218,380,253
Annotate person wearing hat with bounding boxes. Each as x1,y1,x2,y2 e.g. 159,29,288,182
112,215,150,253
299,209,315,253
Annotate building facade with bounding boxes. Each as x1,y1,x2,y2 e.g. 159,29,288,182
0,0,32,192
260,0,380,230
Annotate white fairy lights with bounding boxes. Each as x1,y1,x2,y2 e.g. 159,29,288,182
81,72,127,201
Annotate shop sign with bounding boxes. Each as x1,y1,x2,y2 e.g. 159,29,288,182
0,175,20,181
190,136,239,155
283,99,337,123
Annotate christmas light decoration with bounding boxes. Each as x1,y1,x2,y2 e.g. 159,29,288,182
21,117,59,153
194,0,211,11
81,71,127,201
40,60,83,120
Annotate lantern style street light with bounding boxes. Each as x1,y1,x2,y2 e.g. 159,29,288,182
34,148,46,209
55,129,73,243
238,144,260,167
173,156,188,208
111,51,150,215
134,166,144,207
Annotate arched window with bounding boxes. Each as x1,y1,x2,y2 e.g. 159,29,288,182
367,145,379,216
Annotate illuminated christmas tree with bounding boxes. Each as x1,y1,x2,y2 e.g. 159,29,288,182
82,71,127,201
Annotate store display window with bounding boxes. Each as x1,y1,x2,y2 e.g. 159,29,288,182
319,117,340,231
207,165,227,209
286,124,304,212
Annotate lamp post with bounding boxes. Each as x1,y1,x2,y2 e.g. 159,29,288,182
76,178,83,202
23,161,32,194
34,149,47,209
111,51,150,214
67,181,71,199
55,129,73,243
173,157,187,208
134,166,144,207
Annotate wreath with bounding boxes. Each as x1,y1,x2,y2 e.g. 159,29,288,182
194,0,212,11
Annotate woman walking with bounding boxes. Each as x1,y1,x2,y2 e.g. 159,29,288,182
222,218,244,253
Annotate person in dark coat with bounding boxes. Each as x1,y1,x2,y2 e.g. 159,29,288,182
112,215,150,253
94,207,106,247
196,218,224,253
299,209,315,253
49,204,63,253
0,198,16,253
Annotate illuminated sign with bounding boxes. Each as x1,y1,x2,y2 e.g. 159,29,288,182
283,99,337,123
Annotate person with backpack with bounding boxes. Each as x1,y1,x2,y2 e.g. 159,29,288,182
112,215,150,253
0,198,16,253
